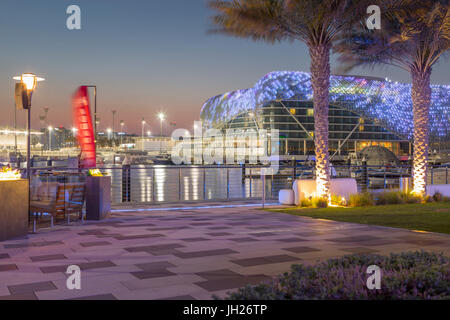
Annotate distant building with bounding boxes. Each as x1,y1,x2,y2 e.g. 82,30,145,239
135,137,173,153
0,128,43,150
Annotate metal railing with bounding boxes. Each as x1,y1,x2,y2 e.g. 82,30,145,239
24,164,449,206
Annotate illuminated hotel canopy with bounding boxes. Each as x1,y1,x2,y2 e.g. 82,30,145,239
201,71,449,141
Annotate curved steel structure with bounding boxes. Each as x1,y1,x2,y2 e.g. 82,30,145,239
201,71,449,141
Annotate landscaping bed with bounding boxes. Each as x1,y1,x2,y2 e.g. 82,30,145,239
223,251,450,300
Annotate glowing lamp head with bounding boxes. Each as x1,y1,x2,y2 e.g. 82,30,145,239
13,73,45,91
158,113,165,121
48,126,53,132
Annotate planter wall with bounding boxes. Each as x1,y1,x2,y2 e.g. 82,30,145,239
0,179,29,241
86,176,111,220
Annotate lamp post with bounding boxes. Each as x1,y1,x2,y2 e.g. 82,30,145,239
13,73,45,179
120,120,124,146
141,118,146,151
112,110,116,142
158,113,165,153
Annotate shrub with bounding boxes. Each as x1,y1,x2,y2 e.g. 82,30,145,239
400,192,422,204
223,251,450,300
348,192,374,207
331,194,346,206
432,192,443,202
300,198,312,208
376,191,404,205
312,197,328,208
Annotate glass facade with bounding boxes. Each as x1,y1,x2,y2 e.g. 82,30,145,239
225,100,409,157
201,71,449,148
201,71,449,158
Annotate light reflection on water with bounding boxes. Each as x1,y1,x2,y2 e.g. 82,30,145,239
104,165,264,203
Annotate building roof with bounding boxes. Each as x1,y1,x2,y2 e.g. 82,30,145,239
201,71,449,141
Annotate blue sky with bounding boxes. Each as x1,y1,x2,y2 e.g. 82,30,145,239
0,0,448,133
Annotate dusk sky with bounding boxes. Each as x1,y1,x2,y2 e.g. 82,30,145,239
0,0,449,134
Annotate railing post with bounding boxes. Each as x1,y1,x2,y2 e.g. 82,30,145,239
262,171,266,208
203,167,207,201
226,168,230,200
446,166,448,185
249,168,252,198
271,172,274,199
179,168,182,201
431,166,434,185
152,167,155,203
384,167,387,190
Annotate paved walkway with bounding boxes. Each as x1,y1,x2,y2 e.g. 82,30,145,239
0,204,449,300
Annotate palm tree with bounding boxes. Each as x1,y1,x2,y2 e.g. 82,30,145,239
335,0,449,197
208,0,369,200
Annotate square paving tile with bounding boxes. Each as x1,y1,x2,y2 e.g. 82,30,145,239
179,237,209,242
276,237,308,243
161,295,196,300
206,232,233,237
174,249,238,259
40,260,116,273
0,293,38,300
283,246,321,254
228,237,260,243
124,243,184,255
231,254,300,267
69,294,117,300
0,264,18,272
114,234,164,241
8,281,57,295
194,269,270,292
30,254,67,262
325,235,381,243
251,232,277,237
79,241,112,248
340,247,380,254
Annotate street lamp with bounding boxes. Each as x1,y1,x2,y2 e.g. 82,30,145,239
112,110,116,141
120,120,124,146
157,113,165,153
141,118,146,151
13,73,45,179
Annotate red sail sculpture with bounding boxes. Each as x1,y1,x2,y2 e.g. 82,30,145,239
73,86,96,168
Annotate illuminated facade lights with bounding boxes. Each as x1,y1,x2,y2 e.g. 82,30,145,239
201,71,449,143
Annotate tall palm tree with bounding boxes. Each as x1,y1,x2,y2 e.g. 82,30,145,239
335,0,449,197
208,0,369,200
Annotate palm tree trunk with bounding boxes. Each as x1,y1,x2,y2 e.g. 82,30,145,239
411,69,431,197
310,44,331,199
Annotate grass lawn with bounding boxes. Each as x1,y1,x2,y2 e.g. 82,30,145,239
268,202,450,234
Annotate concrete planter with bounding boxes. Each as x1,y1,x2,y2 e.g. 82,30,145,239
0,179,29,241
292,179,358,205
86,176,111,221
